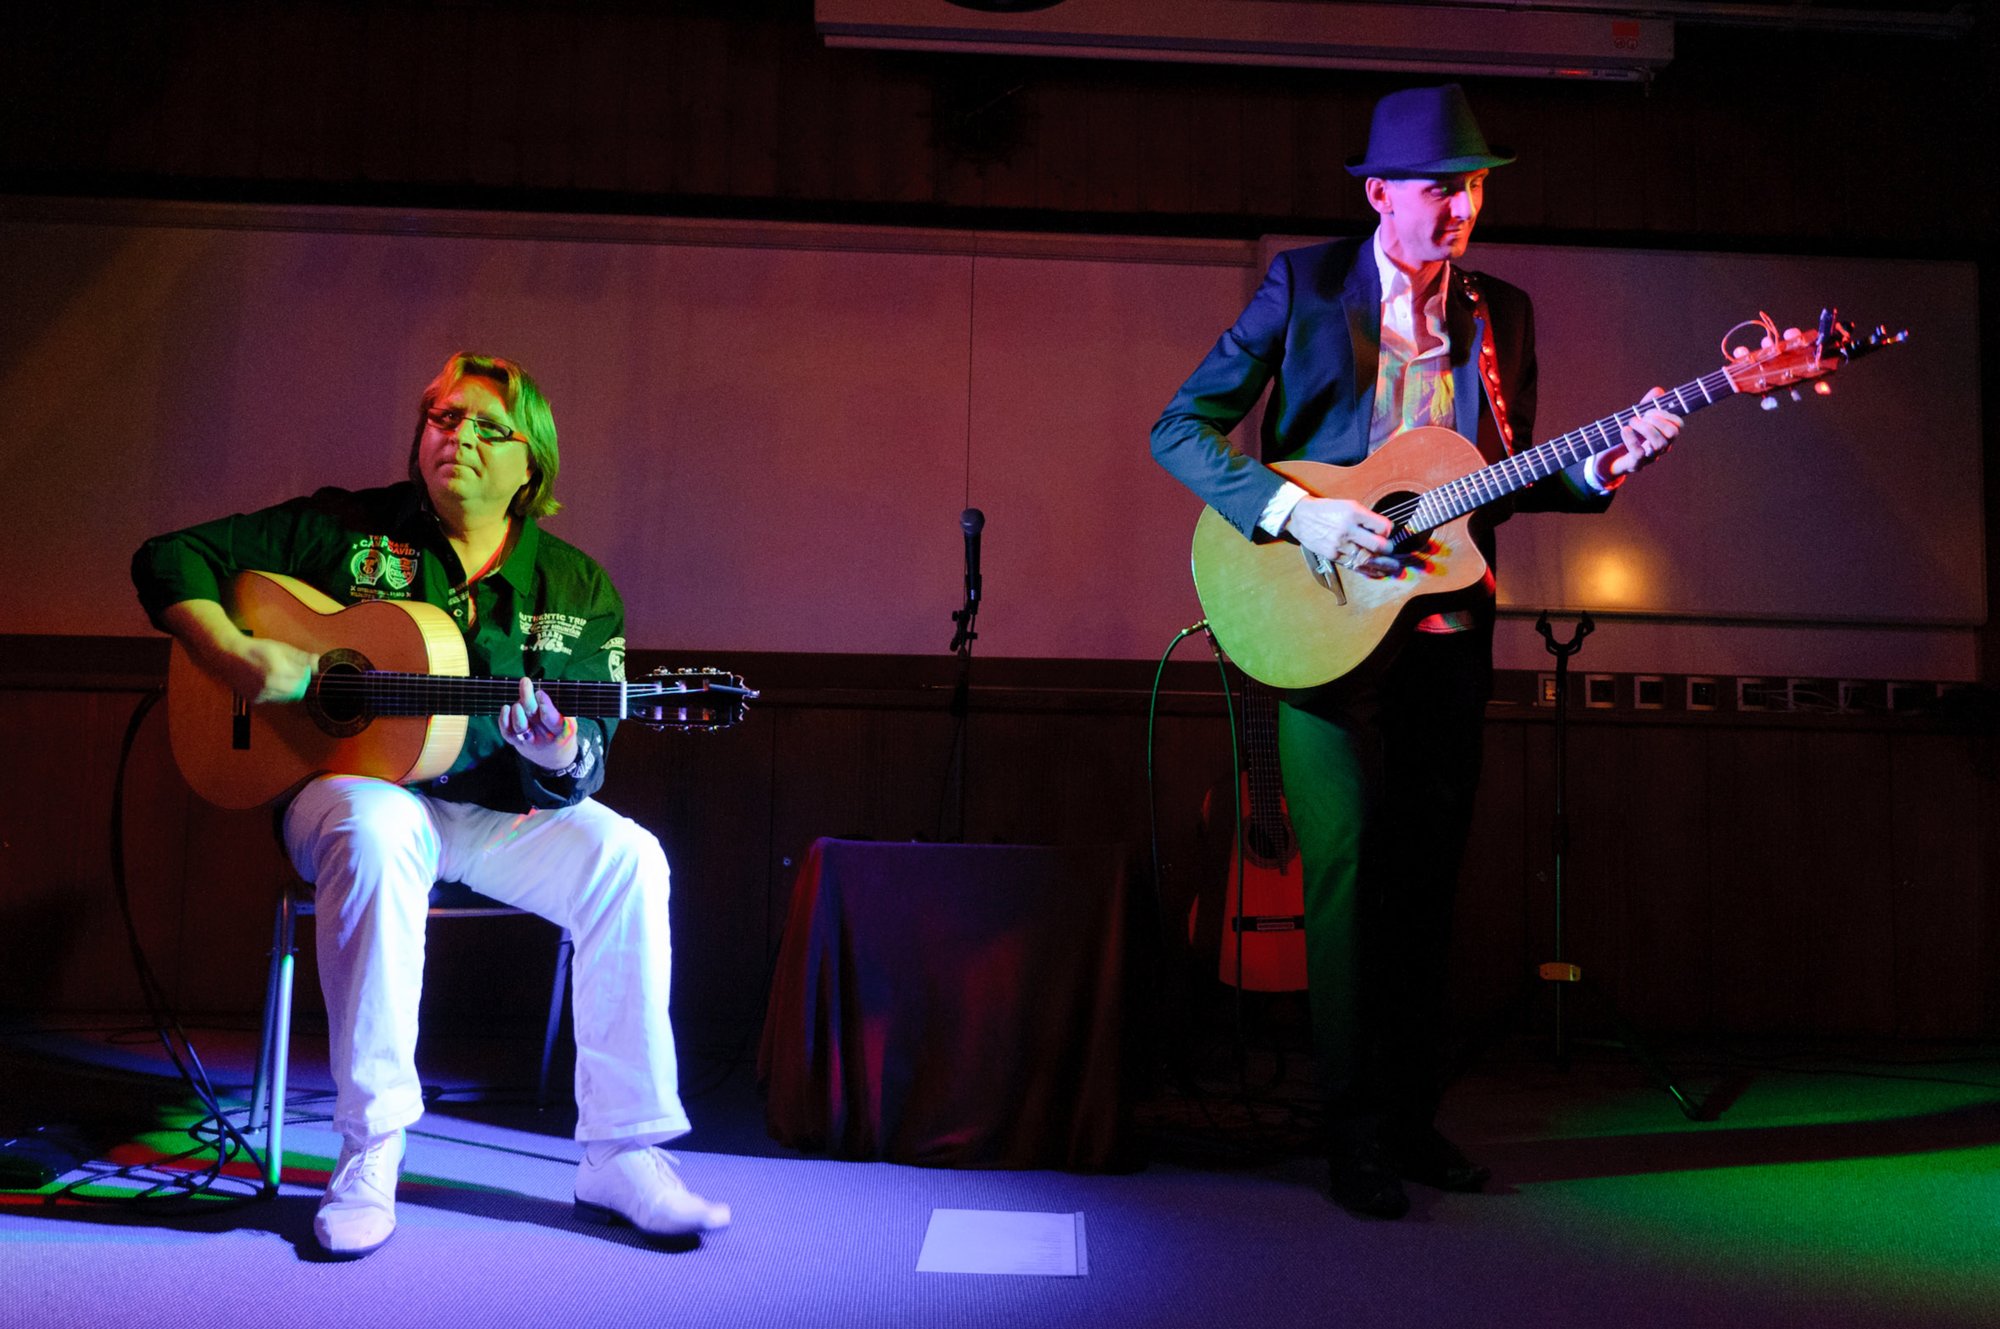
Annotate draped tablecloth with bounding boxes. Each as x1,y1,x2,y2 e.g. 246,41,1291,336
757,838,1134,1169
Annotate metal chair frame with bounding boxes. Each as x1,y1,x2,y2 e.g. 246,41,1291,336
244,880,574,1190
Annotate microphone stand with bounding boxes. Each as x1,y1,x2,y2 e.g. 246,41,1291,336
1533,610,1704,1120
943,516,982,842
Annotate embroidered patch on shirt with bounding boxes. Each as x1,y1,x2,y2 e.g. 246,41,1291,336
605,636,626,682
520,611,588,655
347,536,419,599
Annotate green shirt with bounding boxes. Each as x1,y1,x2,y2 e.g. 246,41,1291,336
133,482,624,812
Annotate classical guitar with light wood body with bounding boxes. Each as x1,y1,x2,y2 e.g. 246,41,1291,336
1190,313,1906,690
169,570,756,808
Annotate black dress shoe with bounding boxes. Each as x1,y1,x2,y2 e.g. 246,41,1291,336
1382,1126,1491,1193
1327,1146,1410,1220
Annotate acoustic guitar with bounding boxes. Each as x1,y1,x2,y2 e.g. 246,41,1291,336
1190,312,1907,690
169,570,756,808
1190,677,1307,992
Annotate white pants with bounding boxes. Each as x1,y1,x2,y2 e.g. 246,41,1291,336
282,775,691,1146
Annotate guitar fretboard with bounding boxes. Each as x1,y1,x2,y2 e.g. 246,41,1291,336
1240,679,1293,866
311,673,677,719
1398,367,1740,538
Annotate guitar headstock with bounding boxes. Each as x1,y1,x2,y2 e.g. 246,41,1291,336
629,667,758,731
1722,309,1909,399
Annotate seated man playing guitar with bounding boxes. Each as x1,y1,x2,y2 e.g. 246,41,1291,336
133,352,729,1257
1151,85,1682,1220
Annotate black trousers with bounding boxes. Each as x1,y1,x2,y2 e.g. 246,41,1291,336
1278,625,1492,1142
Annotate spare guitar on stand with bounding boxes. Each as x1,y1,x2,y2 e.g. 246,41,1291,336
1181,671,1316,1098
1191,676,1307,993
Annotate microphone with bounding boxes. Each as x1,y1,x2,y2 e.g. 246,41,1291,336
960,508,984,605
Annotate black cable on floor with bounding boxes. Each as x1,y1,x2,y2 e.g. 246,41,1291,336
38,688,269,1212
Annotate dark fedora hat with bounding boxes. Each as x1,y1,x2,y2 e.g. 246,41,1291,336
1345,83,1515,178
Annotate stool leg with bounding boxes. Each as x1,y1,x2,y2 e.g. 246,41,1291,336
537,928,574,1109
248,899,287,1138
256,894,301,1192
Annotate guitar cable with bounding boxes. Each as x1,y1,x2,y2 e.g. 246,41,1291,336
1146,622,1327,1157
1144,623,1254,1082
1196,621,1255,1094
1196,625,1292,1102
27,686,271,1211
1145,620,1214,1092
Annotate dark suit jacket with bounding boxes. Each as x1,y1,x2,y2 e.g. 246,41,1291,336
1151,237,1606,549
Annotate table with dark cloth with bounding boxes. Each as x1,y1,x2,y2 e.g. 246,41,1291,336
757,837,1134,1170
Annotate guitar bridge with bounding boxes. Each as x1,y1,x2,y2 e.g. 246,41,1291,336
1231,914,1306,933
1304,547,1349,606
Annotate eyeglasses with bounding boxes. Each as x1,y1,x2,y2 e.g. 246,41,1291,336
424,407,527,446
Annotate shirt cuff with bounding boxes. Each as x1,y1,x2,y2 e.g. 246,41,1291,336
1259,481,1310,536
1585,452,1626,496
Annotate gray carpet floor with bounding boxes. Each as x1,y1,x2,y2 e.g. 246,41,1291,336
3,1021,1997,1329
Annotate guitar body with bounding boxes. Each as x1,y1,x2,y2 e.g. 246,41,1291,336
1191,426,1491,690
1199,775,1308,992
169,571,469,808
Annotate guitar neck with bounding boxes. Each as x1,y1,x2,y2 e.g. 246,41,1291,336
1408,366,1738,532
1239,679,1293,858
1243,681,1282,816
317,673,647,719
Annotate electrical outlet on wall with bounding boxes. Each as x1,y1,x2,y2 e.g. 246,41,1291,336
1838,680,1882,712
1886,682,1930,712
1736,677,1773,711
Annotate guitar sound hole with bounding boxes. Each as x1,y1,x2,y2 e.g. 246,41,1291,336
1246,824,1293,866
1375,491,1425,555
310,650,374,737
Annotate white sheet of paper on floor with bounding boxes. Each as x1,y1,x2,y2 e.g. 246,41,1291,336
915,1208,1088,1276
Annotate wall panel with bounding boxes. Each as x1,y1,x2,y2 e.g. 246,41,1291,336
2,200,1978,681
7,644,1994,1049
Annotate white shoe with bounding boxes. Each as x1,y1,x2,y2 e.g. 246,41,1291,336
575,1145,730,1236
313,1129,404,1258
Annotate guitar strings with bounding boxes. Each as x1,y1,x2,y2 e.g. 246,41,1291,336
310,673,738,718
1377,369,1737,542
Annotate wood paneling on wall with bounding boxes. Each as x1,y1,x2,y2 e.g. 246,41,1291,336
2,2,1985,252
6,639,1996,1048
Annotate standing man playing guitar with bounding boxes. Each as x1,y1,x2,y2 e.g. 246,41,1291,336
1152,85,1682,1219
133,352,729,1257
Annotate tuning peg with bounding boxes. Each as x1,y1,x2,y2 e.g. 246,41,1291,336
1760,395,1779,411
1813,381,1832,396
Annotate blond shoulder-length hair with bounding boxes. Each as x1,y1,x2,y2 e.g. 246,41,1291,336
407,352,561,520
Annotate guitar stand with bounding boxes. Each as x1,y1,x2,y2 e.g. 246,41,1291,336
1509,611,1708,1122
